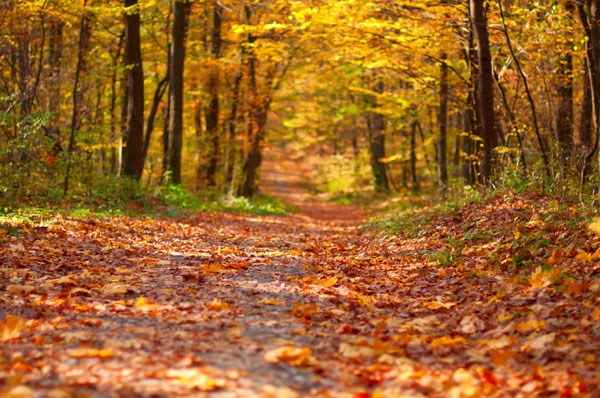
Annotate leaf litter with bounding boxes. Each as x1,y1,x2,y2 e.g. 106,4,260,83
0,157,599,397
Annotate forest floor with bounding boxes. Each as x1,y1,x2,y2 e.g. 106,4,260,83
1,150,600,398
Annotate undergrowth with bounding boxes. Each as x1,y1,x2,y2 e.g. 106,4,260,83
0,171,295,225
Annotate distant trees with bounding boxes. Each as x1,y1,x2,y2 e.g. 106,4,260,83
4,0,600,201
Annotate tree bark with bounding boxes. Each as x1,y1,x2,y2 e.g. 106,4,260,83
46,18,64,154
555,51,573,166
365,76,389,192
471,0,497,183
438,53,448,196
204,1,222,188
577,1,600,188
122,0,145,179
63,0,90,195
167,0,190,185
410,121,419,192
580,59,593,150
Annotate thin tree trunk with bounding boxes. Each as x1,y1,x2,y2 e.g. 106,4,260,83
224,69,243,192
46,18,63,155
367,77,389,192
438,53,448,196
204,1,222,188
141,70,169,171
471,0,498,183
580,59,593,150
555,50,574,167
498,0,550,178
63,0,90,195
410,121,419,192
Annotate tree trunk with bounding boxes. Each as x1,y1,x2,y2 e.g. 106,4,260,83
167,0,190,185
204,2,222,188
580,59,593,150
577,1,600,188
555,50,573,167
224,69,243,192
471,0,497,183
46,19,63,155
63,0,90,195
438,53,448,196
410,121,419,192
122,0,145,179
367,78,390,192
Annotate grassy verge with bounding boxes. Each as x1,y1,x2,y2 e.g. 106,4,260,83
368,189,599,294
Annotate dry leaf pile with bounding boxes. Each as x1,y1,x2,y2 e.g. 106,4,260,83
1,157,599,397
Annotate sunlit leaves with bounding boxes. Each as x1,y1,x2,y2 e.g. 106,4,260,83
0,315,27,342
263,346,313,367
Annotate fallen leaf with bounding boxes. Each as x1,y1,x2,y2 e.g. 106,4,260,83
264,346,312,366
260,298,285,306
491,348,517,366
338,342,378,360
165,368,226,391
202,263,227,276
102,284,128,295
430,336,466,350
0,315,27,342
516,318,545,334
6,285,34,295
312,276,338,287
67,348,113,358
206,298,232,311
423,300,456,310
523,333,555,351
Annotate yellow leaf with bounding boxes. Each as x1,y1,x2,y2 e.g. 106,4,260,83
576,249,593,264
312,276,338,288
260,298,285,306
6,285,34,295
206,298,232,311
263,346,312,366
516,319,545,333
67,348,113,358
423,300,455,310
0,315,27,342
165,368,225,391
529,266,553,288
3,385,34,398
430,336,466,350
202,263,226,276
497,313,513,322
288,250,303,256
588,217,600,235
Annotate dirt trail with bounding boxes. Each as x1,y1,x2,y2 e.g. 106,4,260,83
2,151,599,397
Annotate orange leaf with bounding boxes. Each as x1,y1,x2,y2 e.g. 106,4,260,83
290,303,320,319
491,349,517,366
68,348,113,358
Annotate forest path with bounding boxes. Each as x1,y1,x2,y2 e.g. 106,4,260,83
1,150,599,397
